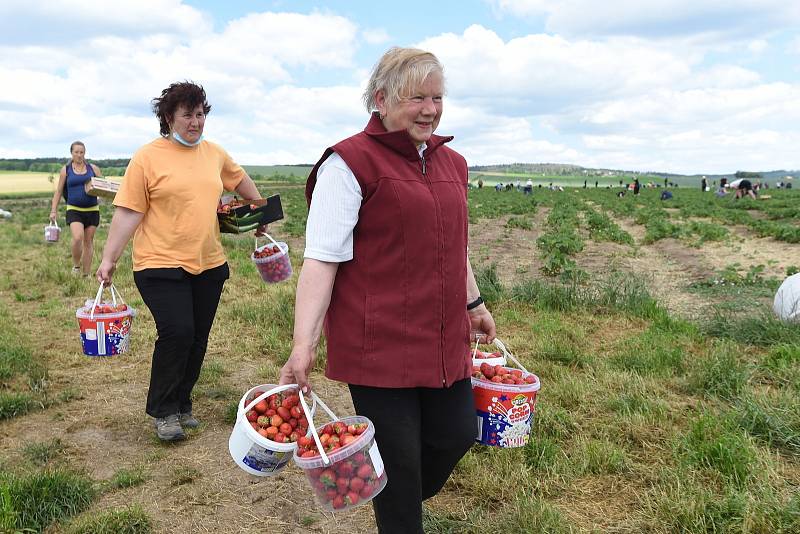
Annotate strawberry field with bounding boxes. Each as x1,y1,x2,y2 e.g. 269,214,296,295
1,183,799,533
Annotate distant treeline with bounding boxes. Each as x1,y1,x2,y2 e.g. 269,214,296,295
0,158,130,176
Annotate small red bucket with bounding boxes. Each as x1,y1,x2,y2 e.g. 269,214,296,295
471,339,540,448
251,234,292,283
76,283,136,356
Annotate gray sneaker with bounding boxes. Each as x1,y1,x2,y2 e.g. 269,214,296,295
154,414,185,441
179,412,200,429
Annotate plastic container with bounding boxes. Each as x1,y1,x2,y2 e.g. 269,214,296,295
75,283,136,356
471,341,541,448
229,384,316,477
251,234,292,284
44,220,60,242
293,413,388,512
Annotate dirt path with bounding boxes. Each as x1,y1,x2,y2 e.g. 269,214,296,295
468,208,549,286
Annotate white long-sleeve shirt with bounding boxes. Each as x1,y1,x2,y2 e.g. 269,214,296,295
304,143,426,261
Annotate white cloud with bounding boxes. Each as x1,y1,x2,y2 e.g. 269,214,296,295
362,28,390,45
0,4,796,175
420,26,692,115
748,39,768,54
0,0,212,43
487,0,800,40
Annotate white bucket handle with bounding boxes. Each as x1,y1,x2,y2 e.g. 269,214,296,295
240,383,310,416
255,232,287,255
297,390,340,466
493,337,530,374
47,218,59,228
89,282,127,319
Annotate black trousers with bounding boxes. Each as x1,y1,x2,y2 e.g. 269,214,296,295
134,263,229,418
349,378,477,534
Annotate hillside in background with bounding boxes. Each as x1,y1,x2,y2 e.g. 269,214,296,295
469,163,798,181
0,158,796,184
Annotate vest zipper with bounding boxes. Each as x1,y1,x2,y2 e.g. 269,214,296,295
420,152,446,385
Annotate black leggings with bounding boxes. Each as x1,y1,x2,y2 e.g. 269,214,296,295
348,379,476,534
134,264,229,418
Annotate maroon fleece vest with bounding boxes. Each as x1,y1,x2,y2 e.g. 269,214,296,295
306,113,471,388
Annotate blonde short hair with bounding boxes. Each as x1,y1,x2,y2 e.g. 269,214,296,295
362,47,445,112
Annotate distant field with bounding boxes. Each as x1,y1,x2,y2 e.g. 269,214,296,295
243,165,313,178
0,171,55,194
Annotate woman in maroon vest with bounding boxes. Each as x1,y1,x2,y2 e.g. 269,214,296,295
280,47,496,533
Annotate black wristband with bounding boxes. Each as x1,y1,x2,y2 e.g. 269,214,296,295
467,296,484,311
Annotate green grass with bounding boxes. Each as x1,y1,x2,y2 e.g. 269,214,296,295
107,468,147,490
686,341,750,399
678,412,759,488
733,391,800,455
0,470,96,532
2,188,799,532
65,505,152,534
610,328,687,377
703,311,800,346
22,439,66,467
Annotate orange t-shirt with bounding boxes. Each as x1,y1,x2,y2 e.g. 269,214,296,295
114,137,245,274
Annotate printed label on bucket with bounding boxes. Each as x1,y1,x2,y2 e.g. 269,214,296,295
368,441,384,478
77,315,133,356
475,390,536,448
242,443,290,473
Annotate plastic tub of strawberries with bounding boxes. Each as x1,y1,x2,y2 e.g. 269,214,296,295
293,391,388,512
251,234,292,284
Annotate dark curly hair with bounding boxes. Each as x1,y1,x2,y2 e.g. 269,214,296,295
151,81,212,137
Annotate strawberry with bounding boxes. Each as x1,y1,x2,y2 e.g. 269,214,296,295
359,481,375,499
319,469,336,488
336,477,349,494
332,421,347,435
345,491,360,506
356,463,374,480
332,495,345,509
336,461,354,478
256,415,270,428
349,477,365,492
246,410,259,423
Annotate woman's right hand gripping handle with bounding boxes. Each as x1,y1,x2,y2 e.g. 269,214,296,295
279,346,316,394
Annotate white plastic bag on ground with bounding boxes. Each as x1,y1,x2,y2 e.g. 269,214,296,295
774,273,800,323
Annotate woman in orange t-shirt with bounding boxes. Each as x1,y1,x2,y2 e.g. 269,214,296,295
97,81,265,442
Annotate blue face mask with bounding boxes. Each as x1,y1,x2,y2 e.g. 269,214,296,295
172,131,204,146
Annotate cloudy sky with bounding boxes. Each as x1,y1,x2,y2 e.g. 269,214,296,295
1,0,798,174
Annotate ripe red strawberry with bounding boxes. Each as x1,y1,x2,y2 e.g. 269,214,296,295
336,477,349,494
246,410,259,423
332,495,345,509
356,463,373,480
349,477,365,491
336,460,354,478
332,421,347,435
345,491,360,506
359,481,375,499
256,415,270,428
